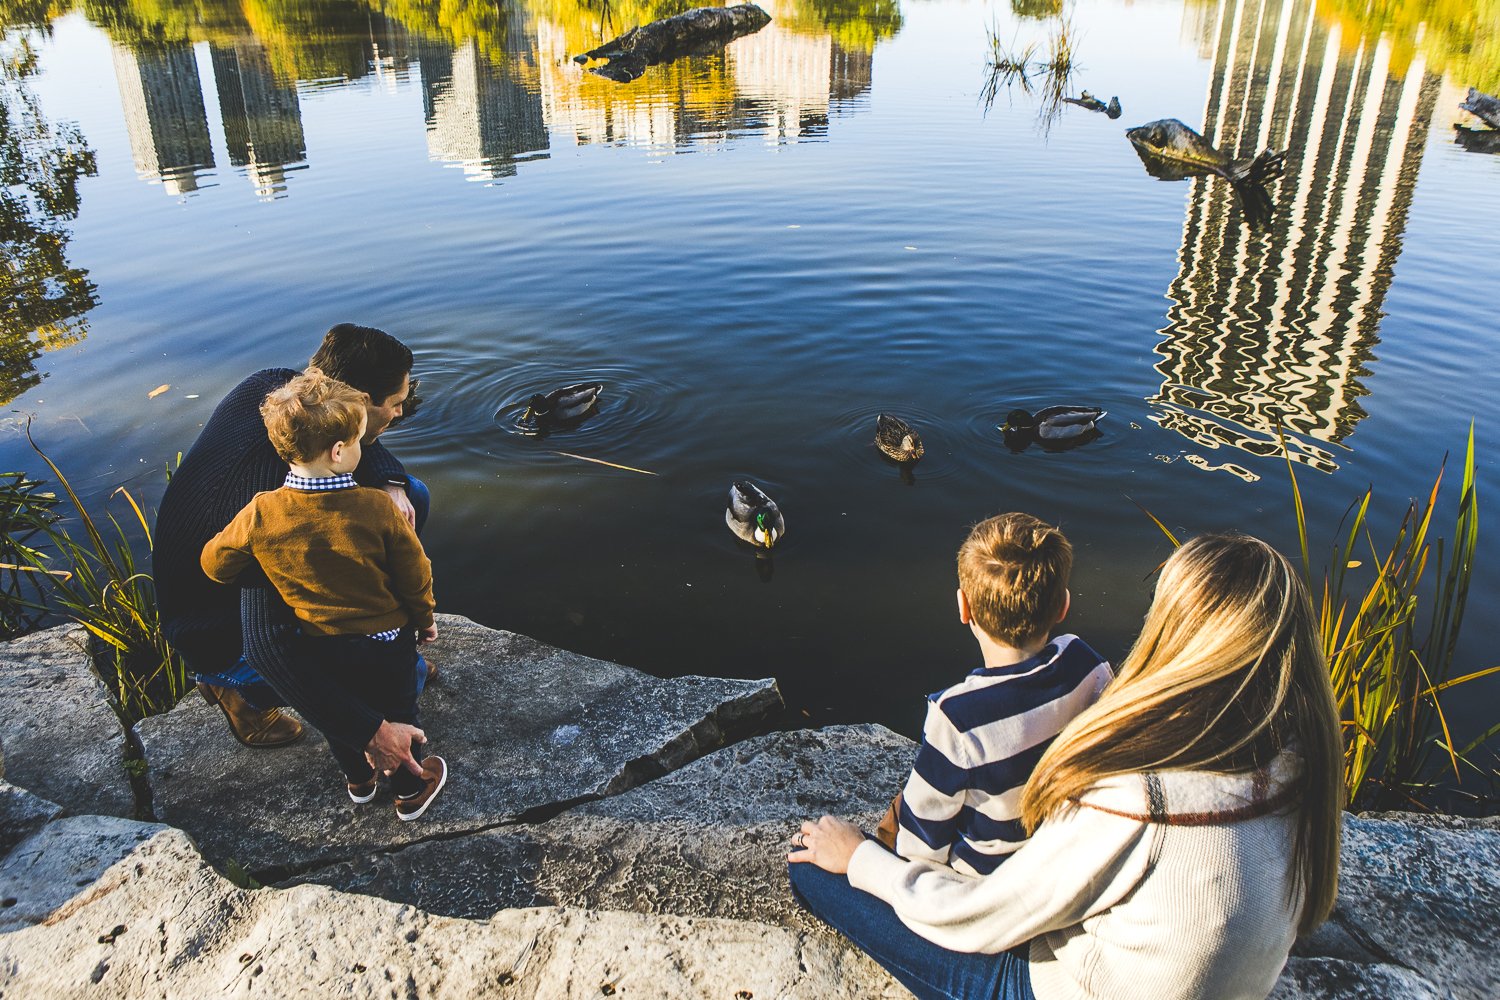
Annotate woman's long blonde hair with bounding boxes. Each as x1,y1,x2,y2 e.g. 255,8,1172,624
1019,533,1343,933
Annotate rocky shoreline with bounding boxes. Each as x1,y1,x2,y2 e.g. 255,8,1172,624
0,617,1495,998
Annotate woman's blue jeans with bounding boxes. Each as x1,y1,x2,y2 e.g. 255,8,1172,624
788,854,1035,1000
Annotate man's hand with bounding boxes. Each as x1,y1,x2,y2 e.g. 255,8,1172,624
382,483,416,529
365,720,426,776
418,624,438,643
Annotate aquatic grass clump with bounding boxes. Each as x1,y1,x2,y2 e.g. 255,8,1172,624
982,13,1079,132
23,422,185,723
1285,425,1497,810
1138,425,1496,810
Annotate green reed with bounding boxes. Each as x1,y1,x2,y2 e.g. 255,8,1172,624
1285,424,1496,809
1139,425,1496,809
23,422,185,723
0,468,61,638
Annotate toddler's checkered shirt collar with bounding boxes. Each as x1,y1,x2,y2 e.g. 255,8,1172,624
284,471,357,492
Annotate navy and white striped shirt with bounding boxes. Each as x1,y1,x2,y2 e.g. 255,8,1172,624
896,634,1112,876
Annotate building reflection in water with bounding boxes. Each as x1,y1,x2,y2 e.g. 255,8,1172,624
536,0,872,152
418,7,550,182
110,41,215,195
1152,0,1440,478
99,0,880,191
209,40,308,200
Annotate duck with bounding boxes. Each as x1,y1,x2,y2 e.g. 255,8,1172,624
520,382,604,425
726,480,784,549
1002,406,1107,441
874,413,924,463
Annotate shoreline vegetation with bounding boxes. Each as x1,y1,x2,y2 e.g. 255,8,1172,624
2,423,1495,816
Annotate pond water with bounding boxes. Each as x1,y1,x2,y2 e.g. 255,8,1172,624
4,0,1498,747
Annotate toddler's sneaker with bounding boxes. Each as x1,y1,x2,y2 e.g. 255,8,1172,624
347,776,378,804
395,756,447,821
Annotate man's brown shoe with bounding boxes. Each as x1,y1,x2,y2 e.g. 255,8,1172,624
198,682,304,748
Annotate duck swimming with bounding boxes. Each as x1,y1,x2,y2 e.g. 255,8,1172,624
726,480,784,549
519,382,604,426
874,413,924,463
1002,406,1107,441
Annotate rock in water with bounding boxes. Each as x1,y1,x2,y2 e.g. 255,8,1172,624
573,5,772,83
1455,126,1500,155
1125,118,1285,229
1460,87,1500,130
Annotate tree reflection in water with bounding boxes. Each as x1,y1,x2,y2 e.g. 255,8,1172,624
0,28,98,406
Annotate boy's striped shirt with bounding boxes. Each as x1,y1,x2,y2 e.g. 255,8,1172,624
896,634,1112,876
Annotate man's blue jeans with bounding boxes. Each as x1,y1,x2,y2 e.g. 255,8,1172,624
788,855,1035,1000
196,476,431,708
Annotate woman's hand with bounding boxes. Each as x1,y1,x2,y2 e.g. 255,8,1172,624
788,815,866,874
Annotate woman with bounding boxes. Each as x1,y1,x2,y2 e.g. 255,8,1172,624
789,533,1343,1000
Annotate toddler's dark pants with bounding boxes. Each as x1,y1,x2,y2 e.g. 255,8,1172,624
301,631,427,798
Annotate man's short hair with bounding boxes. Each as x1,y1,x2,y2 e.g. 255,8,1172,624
261,368,367,464
957,512,1073,647
310,323,412,405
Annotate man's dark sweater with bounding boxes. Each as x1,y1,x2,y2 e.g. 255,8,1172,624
154,368,407,749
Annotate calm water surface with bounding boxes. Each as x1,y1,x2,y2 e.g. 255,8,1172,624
6,0,1499,743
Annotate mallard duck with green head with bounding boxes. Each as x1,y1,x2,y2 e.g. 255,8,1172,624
519,382,604,427
726,480,784,549
1002,406,1107,441
875,413,924,464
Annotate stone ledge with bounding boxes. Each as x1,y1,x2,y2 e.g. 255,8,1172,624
0,818,905,999
0,624,134,819
136,614,783,879
287,725,915,928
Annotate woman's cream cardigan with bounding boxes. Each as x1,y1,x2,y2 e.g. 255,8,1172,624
846,754,1310,1000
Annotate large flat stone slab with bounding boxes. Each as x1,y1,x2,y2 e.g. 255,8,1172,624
1276,812,1500,1000
137,614,781,879
0,625,134,818
291,725,916,927
0,814,168,932
0,818,906,999
0,779,63,859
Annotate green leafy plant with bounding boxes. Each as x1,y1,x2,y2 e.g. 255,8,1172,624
23,422,185,723
221,858,262,890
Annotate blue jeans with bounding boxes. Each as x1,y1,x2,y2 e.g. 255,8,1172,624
196,476,431,708
788,854,1035,1000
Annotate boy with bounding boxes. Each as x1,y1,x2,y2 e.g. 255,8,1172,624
201,368,446,821
878,512,1111,874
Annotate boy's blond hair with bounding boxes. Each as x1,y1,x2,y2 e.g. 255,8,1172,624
260,367,367,464
957,512,1072,647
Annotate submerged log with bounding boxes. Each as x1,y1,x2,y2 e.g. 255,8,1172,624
1062,91,1121,119
1459,87,1500,130
573,4,772,83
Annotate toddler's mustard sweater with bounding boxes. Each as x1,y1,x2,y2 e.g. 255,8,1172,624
201,486,435,637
